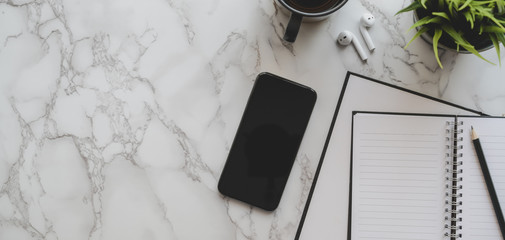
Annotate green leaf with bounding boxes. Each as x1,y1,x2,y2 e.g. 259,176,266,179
432,12,450,20
470,1,495,7
496,34,505,62
440,25,471,47
460,45,495,64
433,29,444,69
497,0,505,14
396,1,423,15
463,11,475,29
447,1,456,16
489,33,501,66
497,32,505,47
459,0,473,10
471,8,476,23
483,25,505,33
421,0,428,9
405,26,430,49
490,17,505,31
408,16,443,32
496,34,505,64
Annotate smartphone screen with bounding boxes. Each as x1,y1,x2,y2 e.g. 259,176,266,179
218,72,317,211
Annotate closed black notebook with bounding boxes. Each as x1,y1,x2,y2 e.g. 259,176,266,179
350,112,505,240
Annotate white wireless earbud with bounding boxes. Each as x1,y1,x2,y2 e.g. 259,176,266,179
337,31,367,61
360,13,376,51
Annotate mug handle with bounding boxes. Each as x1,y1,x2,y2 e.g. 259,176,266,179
283,13,303,43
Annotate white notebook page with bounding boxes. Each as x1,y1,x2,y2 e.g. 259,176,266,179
351,113,450,240
459,117,505,240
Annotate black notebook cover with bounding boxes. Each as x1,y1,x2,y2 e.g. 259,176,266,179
294,72,483,240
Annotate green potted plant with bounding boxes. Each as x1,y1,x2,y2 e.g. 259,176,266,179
397,0,505,68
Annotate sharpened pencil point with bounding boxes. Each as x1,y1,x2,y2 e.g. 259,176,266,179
471,126,478,140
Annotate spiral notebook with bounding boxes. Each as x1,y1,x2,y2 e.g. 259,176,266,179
350,111,505,240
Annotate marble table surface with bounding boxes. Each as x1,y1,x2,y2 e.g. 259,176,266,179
1,0,504,239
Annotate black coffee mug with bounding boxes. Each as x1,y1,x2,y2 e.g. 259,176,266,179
276,0,348,42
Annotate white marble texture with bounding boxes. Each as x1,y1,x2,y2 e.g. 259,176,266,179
0,0,504,239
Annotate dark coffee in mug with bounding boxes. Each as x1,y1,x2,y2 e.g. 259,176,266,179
284,0,342,13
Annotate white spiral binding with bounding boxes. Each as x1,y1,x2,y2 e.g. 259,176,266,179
444,121,464,239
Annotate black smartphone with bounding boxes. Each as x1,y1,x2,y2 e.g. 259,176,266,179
218,72,317,211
